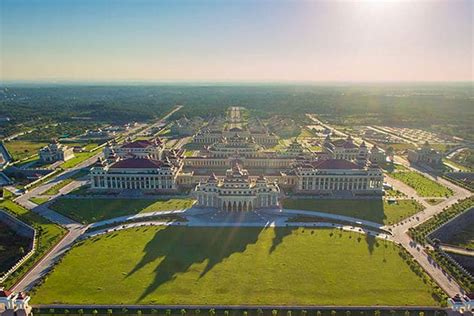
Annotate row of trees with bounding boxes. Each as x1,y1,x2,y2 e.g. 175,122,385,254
409,196,474,245
408,196,474,292
39,308,444,316
2,84,473,140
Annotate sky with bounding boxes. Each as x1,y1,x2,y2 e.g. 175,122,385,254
0,0,472,82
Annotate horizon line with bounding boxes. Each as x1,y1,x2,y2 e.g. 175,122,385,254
1,79,473,87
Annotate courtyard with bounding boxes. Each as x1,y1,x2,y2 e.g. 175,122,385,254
32,226,440,306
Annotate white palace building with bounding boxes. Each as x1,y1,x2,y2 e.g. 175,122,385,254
89,107,385,210
193,163,280,211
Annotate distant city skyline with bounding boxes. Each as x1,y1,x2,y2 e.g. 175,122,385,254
1,0,472,82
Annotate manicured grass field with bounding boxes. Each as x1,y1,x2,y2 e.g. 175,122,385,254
5,140,48,160
0,199,66,288
389,171,453,197
49,198,195,223
32,226,440,305
282,199,424,225
42,178,74,195
59,148,102,169
29,196,49,205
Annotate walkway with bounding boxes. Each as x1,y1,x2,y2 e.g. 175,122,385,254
83,207,391,241
440,245,474,257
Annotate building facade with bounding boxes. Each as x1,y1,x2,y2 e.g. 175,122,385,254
293,159,384,195
38,141,74,162
407,142,442,166
88,107,386,209
103,138,164,160
193,164,280,211
90,157,180,192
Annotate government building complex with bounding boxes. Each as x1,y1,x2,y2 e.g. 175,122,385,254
89,107,385,211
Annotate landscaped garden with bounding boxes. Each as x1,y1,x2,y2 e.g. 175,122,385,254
49,197,196,224
282,199,424,225
0,199,66,288
389,172,453,197
32,226,441,305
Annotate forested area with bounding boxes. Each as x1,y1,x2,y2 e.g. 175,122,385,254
1,83,472,140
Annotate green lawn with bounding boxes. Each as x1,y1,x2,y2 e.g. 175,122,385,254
282,199,424,225
389,172,453,197
41,170,89,195
42,178,74,195
32,226,440,305
0,199,66,288
29,196,49,205
59,148,101,169
49,198,196,224
5,140,48,160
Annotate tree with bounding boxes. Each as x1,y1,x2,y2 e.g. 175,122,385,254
272,310,278,316
224,311,229,316
92,310,98,316
181,309,187,316
316,311,322,316
331,311,336,316
107,309,113,316
137,310,142,316
346,311,351,316
195,309,201,316
257,309,264,316
287,311,292,316
418,312,424,316
166,310,172,316
404,311,410,316
78,309,84,316
301,311,307,316
49,308,55,316
209,309,216,316
64,310,70,316
374,311,381,316
243,311,248,316
122,308,129,315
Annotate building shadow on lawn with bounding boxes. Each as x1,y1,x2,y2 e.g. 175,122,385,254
128,225,271,302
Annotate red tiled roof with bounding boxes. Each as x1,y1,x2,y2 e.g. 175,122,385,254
0,289,13,297
110,158,164,169
312,159,362,170
121,140,154,149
